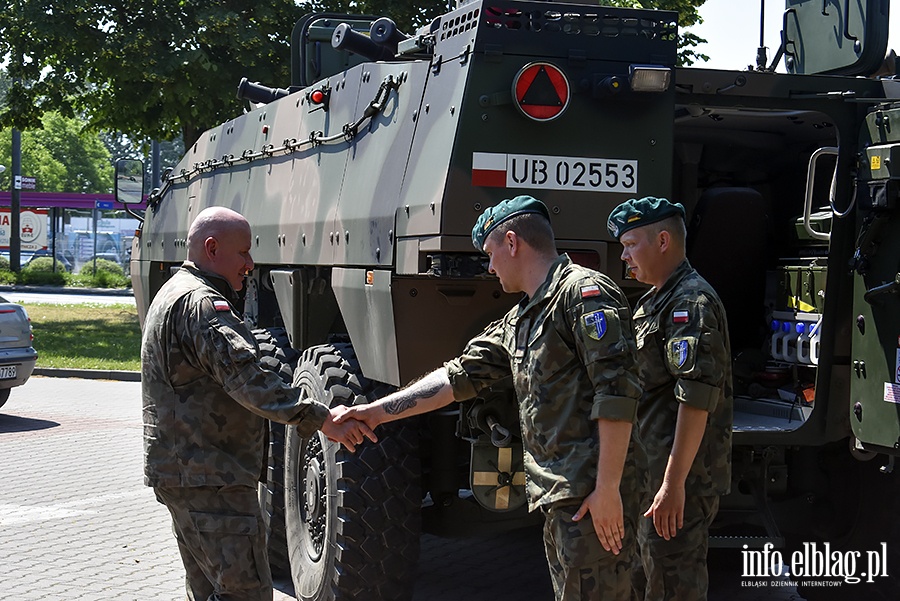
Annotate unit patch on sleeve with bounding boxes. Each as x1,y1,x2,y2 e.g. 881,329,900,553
213,300,231,312
582,310,608,341
666,337,696,371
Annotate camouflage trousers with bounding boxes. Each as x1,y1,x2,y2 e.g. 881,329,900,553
154,485,273,601
631,494,719,601
541,498,638,601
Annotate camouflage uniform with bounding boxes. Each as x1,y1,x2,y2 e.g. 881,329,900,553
445,254,645,601
631,259,733,601
142,262,329,600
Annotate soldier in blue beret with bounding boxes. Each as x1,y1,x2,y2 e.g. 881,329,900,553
339,195,645,600
608,197,733,601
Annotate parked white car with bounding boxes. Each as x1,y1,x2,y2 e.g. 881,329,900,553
0,295,37,409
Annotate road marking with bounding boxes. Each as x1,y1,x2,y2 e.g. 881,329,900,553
0,489,150,525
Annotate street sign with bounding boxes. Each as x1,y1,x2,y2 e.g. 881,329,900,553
512,62,570,122
14,176,36,190
95,200,114,210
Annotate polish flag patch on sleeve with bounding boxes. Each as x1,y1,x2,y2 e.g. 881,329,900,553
581,285,601,299
213,300,231,312
673,310,690,324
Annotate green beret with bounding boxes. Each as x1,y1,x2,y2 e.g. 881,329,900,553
472,195,550,250
607,196,685,240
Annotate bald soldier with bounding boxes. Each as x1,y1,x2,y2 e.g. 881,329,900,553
142,207,375,601
337,195,645,600
607,197,733,601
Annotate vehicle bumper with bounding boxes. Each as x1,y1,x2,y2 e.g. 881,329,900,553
0,347,38,389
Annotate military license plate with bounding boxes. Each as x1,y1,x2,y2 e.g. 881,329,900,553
0,366,16,379
472,151,638,193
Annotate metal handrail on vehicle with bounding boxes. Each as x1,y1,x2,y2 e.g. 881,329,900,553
803,146,839,241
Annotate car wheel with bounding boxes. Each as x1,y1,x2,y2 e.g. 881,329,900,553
285,343,421,601
0,388,9,409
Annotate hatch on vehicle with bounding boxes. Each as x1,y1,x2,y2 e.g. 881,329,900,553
782,0,889,76
291,13,383,87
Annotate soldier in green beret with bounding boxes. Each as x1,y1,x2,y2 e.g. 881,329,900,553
607,197,733,601
338,195,645,600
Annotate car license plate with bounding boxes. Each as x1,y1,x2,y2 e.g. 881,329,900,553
472,152,638,193
0,366,16,380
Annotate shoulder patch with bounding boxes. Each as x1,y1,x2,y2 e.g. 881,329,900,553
213,300,231,312
666,337,696,372
673,310,689,324
582,310,608,340
581,285,601,299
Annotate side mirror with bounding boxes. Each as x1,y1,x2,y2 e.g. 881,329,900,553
114,158,144,205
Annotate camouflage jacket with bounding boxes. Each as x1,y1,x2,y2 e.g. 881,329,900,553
142,263,329,488
445,254,644,510
632,259,733,497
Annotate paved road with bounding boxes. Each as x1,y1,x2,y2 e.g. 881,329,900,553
0,377,804,600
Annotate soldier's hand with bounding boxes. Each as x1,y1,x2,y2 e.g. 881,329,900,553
332,403,382,432
573,486,625,554
321,407,378,452
643,480,685,540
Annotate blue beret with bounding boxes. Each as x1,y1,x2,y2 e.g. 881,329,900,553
472,195,550,250
607,196,685,240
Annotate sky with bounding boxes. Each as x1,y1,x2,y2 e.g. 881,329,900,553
689,0,900,72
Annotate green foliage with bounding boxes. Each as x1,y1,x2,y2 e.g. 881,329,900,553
0,269,17,285
74,258,131,289
80,258,125,277
20,257,69,286
0,112,114,193
0,255,9,271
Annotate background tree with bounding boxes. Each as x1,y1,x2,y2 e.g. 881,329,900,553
0,112,113,194
0,0,707,150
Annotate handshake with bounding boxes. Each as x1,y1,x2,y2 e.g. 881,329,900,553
319,404,381,452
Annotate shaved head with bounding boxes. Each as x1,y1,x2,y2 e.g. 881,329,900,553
187,207,254,291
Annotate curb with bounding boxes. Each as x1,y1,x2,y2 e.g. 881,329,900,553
33,367,140,382
0,284,134,297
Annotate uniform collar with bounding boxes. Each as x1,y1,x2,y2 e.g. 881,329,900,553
517,254,571,316
181,261,241,303
634,258,693,318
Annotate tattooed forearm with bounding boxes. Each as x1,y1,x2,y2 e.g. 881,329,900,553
383,377,445,416
384,396,418,415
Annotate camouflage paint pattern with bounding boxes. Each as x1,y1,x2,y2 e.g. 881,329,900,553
142,262,329,488
445,254,645,510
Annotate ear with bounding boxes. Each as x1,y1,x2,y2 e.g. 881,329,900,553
203,236,219,260
505,230,519,256
657,229,671,253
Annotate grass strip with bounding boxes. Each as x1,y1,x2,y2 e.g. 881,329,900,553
23,302,141,371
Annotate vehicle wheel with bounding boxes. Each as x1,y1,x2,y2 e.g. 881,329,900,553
254,327,299,577
0,388,10,409
285,343,421,601
789,442,900,600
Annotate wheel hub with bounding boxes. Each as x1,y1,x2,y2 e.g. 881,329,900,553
300,434,328,561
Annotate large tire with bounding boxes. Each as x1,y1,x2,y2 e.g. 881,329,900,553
0,388,10,410
285,343,421,601
254,327,299,578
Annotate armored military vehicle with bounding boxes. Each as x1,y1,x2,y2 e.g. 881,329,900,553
119,0,900,598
